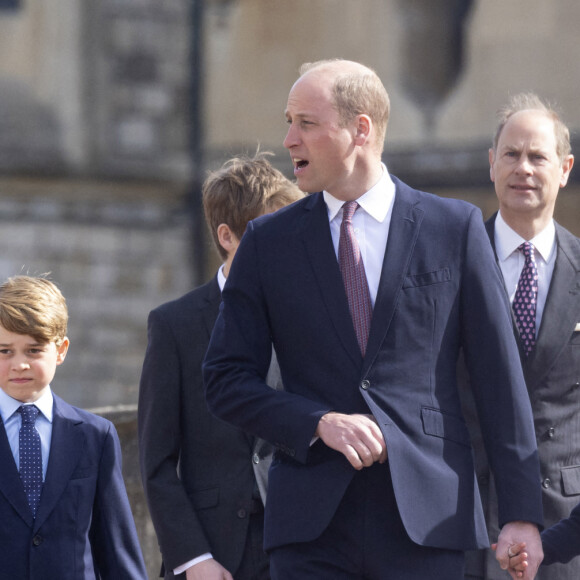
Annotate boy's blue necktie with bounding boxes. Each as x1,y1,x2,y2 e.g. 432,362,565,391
18,404,43,517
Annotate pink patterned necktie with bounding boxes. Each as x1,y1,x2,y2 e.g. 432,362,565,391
512,241,538,356
338,201,373,356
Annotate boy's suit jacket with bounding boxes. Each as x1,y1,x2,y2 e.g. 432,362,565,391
0,393,146,580
204,177,543,554
542,500,580,566
139,277,275,578
464,215,580,579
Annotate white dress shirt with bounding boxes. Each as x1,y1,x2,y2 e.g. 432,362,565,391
0,386,53,480
324,163,396,303
494,211,557,337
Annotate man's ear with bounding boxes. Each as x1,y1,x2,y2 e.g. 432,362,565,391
488,148,496,182
354,114,372,146
217,223,240,255
559,155,574,188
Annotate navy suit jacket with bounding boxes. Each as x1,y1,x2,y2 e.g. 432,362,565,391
0,393,146,579
204,177,543,553
542,500,580,565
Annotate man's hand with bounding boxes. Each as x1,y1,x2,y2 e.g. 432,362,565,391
496,521,543,580
185,558,233,580
316,412,387,469
492,541,528,578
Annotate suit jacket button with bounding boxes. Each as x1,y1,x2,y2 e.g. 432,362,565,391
361,380,370,390
32,535,43,546
542,478,552,489
237,509,247,519
547,427,555,438
252,453,260,464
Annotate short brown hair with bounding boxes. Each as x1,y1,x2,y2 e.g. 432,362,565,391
0,275,68,346
202,151,304,260
493,92,571,162
299,59,390,154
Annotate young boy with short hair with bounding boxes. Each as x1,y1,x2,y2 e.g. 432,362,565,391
0,275,146,579
139,151,304,580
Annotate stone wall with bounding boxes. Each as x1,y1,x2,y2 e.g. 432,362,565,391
0,177,199,409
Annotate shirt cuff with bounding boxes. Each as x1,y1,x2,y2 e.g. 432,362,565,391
174,553,213,575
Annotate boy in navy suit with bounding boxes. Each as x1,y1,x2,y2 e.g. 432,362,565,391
0,275,146,579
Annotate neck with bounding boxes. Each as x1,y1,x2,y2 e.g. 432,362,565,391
222,255,234,278
333,159,383,202
500,210,552,241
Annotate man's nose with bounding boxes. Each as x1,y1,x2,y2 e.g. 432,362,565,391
283,124,299,149
515,156,533,174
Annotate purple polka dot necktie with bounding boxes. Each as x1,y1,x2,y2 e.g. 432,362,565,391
338,201,373,356
512,241,538,357
18,404,43,517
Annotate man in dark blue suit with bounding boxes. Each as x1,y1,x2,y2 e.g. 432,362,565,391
204,59,544,579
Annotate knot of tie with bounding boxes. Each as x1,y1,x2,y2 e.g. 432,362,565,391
18,404,40,424
342,200,358,223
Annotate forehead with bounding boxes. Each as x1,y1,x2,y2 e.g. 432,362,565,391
285,71,336,117
498,110,557,151
0,327,39,345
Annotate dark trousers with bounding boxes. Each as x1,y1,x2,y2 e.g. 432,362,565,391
270,462,464,580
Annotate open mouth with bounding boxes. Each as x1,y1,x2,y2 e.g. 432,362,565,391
293,159,309,173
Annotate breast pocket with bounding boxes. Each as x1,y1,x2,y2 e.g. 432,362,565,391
403,268,451,289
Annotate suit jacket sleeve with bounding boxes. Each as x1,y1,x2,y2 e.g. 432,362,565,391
138,307,213,570
90,421,147,579
541,501,580,565
460,208,543,529
204,221,330,464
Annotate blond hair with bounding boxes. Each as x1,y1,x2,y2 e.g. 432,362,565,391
203,151,304,260
493,92,571,162
0,275,68,346
299,59,390,153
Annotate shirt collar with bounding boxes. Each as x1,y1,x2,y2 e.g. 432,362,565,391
495,211,556,263
217,264,227,292
323,163,395,223
0,386,54,423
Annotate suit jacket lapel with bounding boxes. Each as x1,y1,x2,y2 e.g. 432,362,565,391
301,193,362,368
34,395,85,531
363,179,424,374
485,213,527,359
525,224,580,389
0,419,33,526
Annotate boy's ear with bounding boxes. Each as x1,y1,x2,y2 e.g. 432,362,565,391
56,337,70,365
217,223,240,255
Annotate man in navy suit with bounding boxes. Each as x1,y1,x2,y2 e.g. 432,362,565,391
139,153,303,580
0,275,146,580
204,59,544,579
462,94,579,580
